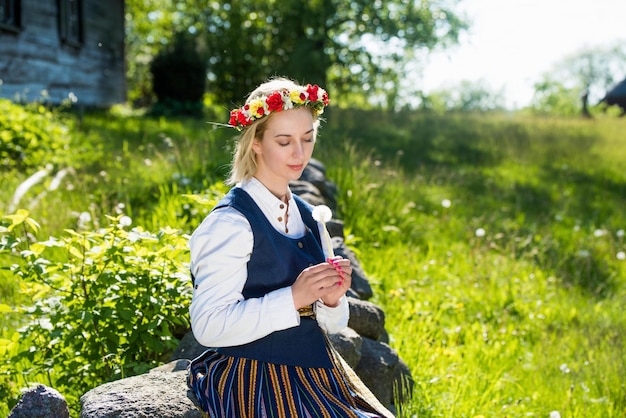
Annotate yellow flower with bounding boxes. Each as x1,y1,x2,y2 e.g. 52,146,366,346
290,89,306,105
248,98,266,118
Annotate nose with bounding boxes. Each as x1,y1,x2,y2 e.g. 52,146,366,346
292,140,305,158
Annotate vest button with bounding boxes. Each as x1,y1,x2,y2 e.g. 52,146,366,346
297,242,304,248
278,217,283,222
279,204,285,209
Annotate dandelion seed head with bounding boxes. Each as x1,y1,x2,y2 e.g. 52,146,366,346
617,229,624,238
594,229,605,237
79,212,91,223
617,251,625,260
441,199,451,208
312,205,332,223
577,250,590,257
475,228,486,237
550,411,561,418
119,216,132,227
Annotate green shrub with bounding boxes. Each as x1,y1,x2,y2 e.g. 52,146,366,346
0,209,192,412
149,31,208,117
0,99,71,172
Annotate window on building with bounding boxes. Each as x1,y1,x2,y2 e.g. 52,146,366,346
59,0,83,46
0,0,21,32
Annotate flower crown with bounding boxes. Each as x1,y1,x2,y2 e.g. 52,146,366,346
228,84,330,129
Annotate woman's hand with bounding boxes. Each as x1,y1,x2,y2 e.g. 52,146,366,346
291,256,352,309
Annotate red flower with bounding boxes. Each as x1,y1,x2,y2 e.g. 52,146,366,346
236,110,250,126
266,91,284,112
229,110,238,126
306,84,319,102
322,91,330,106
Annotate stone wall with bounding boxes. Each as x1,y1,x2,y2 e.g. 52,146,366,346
9,159,413,418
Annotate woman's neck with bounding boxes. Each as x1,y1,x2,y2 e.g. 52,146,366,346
253,176,289,202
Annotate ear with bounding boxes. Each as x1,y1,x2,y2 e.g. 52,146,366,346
251,138,262,155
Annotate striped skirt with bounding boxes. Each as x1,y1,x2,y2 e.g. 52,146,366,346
187,348,385,418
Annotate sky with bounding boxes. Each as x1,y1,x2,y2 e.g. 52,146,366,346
420,0,626,108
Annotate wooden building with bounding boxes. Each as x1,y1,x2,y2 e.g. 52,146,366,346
0,0,126,106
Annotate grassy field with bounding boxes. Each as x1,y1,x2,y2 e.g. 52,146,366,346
1,105,625,417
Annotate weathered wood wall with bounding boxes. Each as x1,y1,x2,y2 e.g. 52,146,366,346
0,0,125,106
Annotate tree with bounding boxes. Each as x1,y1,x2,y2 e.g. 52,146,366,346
421,79,506,112
125,0,468,109
529,41,626,116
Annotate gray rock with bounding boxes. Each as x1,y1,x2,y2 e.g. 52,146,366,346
9,384,70,418
328,327,363,368
354,338,405,409
335,239,374,300
347,297,386,341
290,179,326,207
80,360,201,418
326,218,345,239
170,332,208,361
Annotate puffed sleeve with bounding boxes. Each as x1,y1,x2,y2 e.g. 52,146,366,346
189,207,301,347
315,296,349,334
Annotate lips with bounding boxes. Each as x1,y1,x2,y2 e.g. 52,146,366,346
288,164,304,171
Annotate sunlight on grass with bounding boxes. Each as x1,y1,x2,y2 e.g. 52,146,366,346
1,108,625,416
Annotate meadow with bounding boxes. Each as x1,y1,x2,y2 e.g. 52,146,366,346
1,102,625,417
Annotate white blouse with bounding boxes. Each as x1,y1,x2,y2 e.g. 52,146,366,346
189,177,349,348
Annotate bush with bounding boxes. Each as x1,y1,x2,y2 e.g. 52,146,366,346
0,209,192,411
0,99,71,172
150,31,208,117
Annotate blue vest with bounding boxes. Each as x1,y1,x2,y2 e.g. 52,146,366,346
212,188,333,368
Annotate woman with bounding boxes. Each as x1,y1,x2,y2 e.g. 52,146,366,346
187,77,391,417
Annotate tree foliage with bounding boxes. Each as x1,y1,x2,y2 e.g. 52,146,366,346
421,79,506,113
529,41,626,116
150,31,208,116
125,0,467,109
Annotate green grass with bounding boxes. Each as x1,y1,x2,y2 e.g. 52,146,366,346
319,111,626,417
1,107,625,417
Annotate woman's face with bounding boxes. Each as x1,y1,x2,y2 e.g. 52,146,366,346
252,107,316,191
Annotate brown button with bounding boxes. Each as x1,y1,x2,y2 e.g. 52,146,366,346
297,242,304,248
278,217,283,222
279,204,285,209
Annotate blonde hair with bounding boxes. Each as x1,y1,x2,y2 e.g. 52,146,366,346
225,77,322,185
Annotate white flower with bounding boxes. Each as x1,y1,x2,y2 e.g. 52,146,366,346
594,229,605,237
441,199,451,208
312,205,332,223
119,216,132,227
617,251,625,260
312,205,334,259
617,229,624,238
475,228,485,237
79,212,92,223
550,411,561,418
